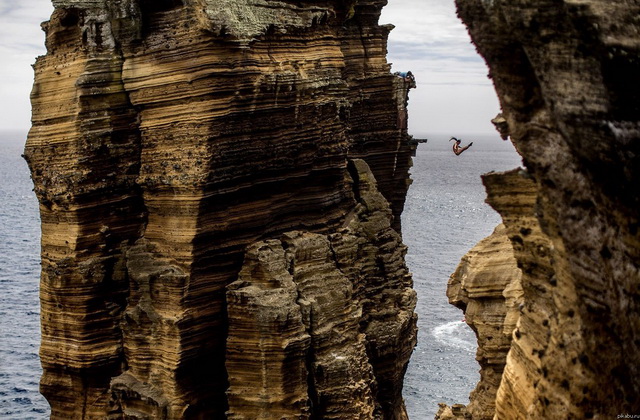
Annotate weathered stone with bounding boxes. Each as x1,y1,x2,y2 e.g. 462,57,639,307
225,238,313,420
481,170,554,420
449,1,640,418
490,113,509,140
226,159,416,419
434,402,471,420
25,1,416,417
446,223,523,420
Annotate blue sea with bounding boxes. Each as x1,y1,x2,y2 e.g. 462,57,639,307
0,131,49,419
401,134,522,418
0,131,522,419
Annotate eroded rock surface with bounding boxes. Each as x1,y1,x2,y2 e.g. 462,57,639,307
226,160,416,419
24,1,416,418
449,1,640,418
445,223,523,420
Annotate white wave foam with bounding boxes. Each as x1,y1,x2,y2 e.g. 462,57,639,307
432,320,477,353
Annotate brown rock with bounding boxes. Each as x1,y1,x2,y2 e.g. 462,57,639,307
490,113,509,140
434,402,471,420
446,223,523,420
25,1,417,418
226,159,417,419
483,170,553,420
451,1,640,418
225,238,313,419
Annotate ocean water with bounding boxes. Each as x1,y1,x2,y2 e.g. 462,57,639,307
0,131,522,419
402,133,523,418
0,131,49,419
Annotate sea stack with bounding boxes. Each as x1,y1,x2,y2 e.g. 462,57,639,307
440,1,640,419
24,1,417,418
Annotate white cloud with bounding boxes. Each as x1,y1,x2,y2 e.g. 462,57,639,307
382,0,500,135
0,0,52,132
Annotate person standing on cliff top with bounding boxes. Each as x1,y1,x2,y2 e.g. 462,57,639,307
450,137,473,155
394,71,416,89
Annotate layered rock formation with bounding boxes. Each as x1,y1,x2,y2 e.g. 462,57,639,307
24,1,417,418
442,1,640,418
226,160,416,419
446,222,523,420
437,171,543,420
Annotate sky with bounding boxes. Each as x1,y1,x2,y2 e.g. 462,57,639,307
381,0,500,135
0,0,499,136
0,0,53,134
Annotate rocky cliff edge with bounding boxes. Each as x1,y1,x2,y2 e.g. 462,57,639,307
440,1,640,419
24,1,417,418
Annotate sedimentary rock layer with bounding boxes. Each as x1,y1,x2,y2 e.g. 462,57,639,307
446,222,523,420
226,160,416,419
482,170,555,420
24,1,416,418
450,1,640,418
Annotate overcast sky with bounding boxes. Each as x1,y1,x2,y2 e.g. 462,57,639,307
0,0,53,134
0,0,499,136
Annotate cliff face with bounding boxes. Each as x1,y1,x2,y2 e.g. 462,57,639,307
226,160,416,419
446,222,523,420
24,1,416,418
447,1,640,418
